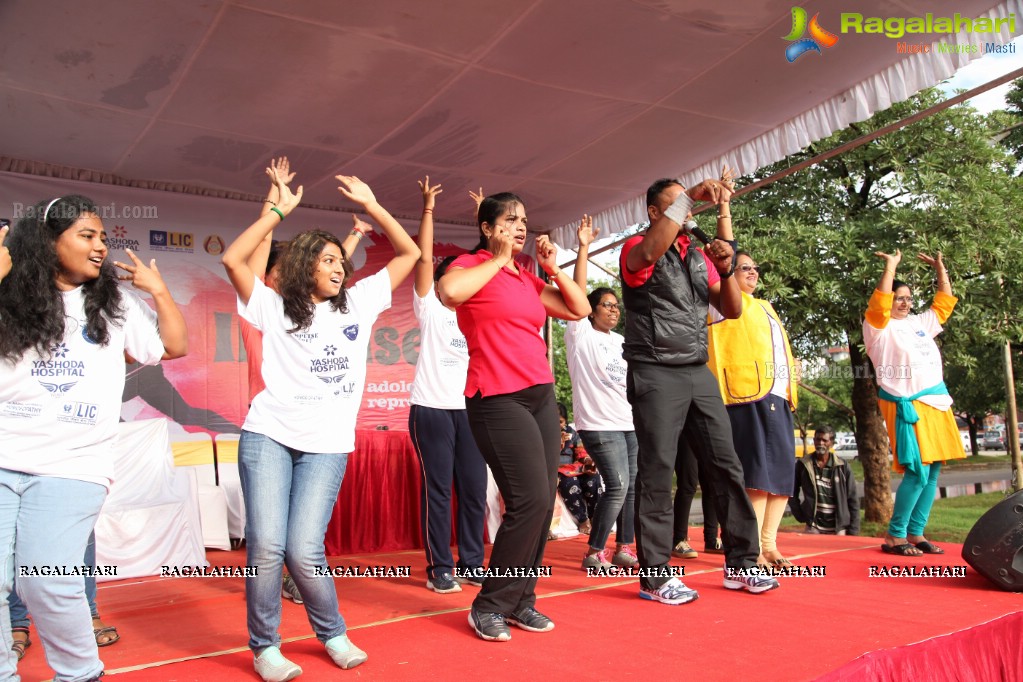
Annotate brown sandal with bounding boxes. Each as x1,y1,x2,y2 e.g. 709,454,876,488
11,626,30,661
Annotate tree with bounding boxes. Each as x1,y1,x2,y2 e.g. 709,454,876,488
730,87,1023,522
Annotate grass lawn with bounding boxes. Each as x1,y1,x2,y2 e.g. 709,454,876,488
779,491,1012,544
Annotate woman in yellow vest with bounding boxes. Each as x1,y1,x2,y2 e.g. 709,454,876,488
707,251,798,569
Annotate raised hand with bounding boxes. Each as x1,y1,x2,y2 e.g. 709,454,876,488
688,179,733,205
419,176,443,211
535,234,559,273
352,214,373,236
336,175,376,207
576,214,599,249
114,248,169,296
0,225,10,281
874,249,902,268
720,165,736,192
266,157,296,186
469,187,484,211
270,165,303,214
917,251,942,269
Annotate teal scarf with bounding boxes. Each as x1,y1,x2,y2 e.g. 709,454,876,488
878,383,949,482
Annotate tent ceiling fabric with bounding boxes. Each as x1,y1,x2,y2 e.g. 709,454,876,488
1,0,1019,245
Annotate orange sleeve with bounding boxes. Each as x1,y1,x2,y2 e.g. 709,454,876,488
930,290,958,325
864,289,893,330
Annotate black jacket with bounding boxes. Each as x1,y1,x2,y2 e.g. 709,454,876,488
790,452,860,535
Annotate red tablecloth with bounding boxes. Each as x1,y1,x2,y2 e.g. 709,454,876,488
324,429,427,556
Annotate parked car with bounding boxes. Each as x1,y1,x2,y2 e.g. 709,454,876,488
982,430,1006,451
835,437,858,460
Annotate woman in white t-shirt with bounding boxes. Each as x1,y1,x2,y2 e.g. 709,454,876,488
865,249,964,557
565,218,640,571
407,177,488,595
0,195,187,682
222,169,420,680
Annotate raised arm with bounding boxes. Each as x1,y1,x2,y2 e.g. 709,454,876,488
536,234,591,320
0,225,10,285
873,250,902,292
247,157,295,281
113,249,188,359
572,215,598,290
335,175,420,292
625,178,732,272
707,165,740,318
342,214,373,261
415,176,443,297
223,166,303,305
918,252,951,296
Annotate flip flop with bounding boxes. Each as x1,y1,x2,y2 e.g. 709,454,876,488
94,625,120,647
880,543,923,556
914,541,945,555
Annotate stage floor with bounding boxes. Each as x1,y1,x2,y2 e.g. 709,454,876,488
16,532,1022,681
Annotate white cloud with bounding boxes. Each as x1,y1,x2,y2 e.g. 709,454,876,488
940,35,1023,113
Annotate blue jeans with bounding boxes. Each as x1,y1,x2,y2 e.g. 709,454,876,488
579,431,638,549
0,469,106,682
8,531,101,629
889,462,942,537
238,431,348,653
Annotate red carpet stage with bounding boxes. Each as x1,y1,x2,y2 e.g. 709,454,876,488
16,533,1021,681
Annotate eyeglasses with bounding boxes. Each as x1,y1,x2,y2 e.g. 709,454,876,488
894,296,913,304
598,302,621,311
737,264,761,274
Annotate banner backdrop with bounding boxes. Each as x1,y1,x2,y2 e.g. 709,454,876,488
1,172,532,436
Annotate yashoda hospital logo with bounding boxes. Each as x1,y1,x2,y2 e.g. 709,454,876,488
783,7,839,62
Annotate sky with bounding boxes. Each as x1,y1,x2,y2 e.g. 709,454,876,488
561,35,1023,282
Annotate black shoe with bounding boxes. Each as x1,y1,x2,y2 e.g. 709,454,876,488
506,606,554,632
455,566,485,587
468,607,511,641
426,572,462,594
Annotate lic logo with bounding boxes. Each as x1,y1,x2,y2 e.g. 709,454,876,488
783,7,838,62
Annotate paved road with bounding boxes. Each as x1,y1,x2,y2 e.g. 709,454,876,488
686,462,1017,525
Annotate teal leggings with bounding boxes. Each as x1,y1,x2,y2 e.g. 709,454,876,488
888,462,942,537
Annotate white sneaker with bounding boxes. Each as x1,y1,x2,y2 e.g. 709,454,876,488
325,634,368,670
638,577,699,605
254,646,302,682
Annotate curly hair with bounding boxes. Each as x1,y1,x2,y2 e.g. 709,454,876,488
275,229,354,333
0,195,125,363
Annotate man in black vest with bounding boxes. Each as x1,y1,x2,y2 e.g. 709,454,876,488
619,177,779,604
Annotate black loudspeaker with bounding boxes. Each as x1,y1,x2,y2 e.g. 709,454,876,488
961,489,1023,592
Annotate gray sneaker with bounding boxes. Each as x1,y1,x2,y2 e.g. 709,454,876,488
723,567,780,594
638,577,699,605
281,575,303,604
325,634,367,670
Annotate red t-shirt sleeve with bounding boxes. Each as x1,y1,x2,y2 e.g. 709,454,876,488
620,235,721,287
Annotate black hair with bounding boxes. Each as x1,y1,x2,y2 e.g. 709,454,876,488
646,178,684,211
265,239,287,277
892,279,911,295
275,229,353,333
472,192,525,253
0,195,125,362
814,424,836,440
557,402,568,421
587,286,618,311
434,255,457,282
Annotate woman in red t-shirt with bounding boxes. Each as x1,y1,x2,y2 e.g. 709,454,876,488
439,192,590,642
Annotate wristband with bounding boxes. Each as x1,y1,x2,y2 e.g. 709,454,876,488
350,230,364,240
264,199,277,206
662,193,695,226
269,207,285,221
549,268,562,280
423,208,433,214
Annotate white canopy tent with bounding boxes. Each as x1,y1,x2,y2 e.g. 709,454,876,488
2,0,1020,246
